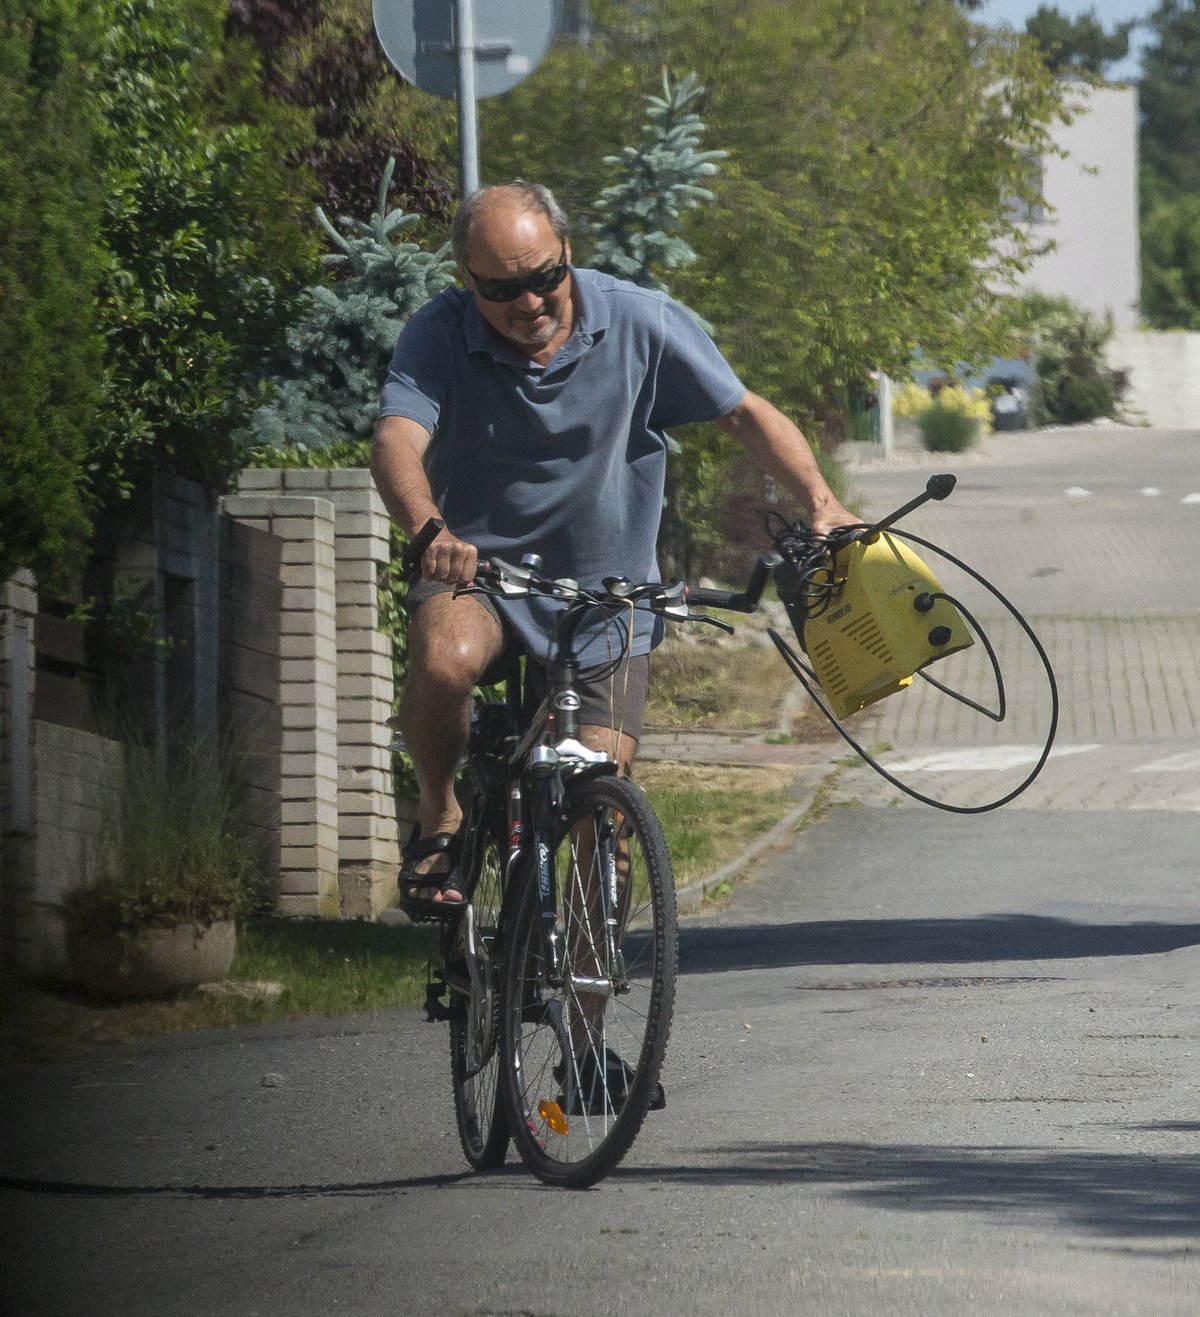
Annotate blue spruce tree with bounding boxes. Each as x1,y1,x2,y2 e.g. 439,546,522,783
590,71,725,294
246,159,456,452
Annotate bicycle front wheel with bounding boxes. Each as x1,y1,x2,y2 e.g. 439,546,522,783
501,774,677,1188
449,819,510,1169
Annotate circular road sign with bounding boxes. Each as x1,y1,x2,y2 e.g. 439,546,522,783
373,0,561,101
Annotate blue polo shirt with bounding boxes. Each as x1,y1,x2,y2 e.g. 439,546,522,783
378,267,746,664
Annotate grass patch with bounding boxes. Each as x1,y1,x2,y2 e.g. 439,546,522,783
637,761,796,889
647,634,795,729
1,916,437,1060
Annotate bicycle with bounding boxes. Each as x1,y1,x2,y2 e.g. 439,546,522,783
399,517,778,1187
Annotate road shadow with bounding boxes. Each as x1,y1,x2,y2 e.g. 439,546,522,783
679,914,1200,975
620,1140,1200,1247
0,1166,523,1200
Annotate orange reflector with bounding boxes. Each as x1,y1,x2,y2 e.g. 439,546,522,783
537,1099,569,1135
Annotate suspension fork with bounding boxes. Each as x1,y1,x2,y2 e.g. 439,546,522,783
597,809,623,987
528,770,564,988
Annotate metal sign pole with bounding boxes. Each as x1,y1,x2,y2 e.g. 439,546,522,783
454,0,481,197
373,0,557,195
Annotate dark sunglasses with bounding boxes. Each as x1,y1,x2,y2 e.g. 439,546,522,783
466,247,569,303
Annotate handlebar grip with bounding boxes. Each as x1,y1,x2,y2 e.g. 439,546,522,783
686,553,782,613
402,517,445,574
685,585,740,609
741,552,783,609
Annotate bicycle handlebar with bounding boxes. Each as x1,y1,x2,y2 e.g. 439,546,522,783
405,472,957,616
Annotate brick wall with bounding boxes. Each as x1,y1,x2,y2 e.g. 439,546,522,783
24,723,124,976
1,468,404,956
1,572,37,971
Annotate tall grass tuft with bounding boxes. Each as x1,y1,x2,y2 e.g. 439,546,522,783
63,737,266,935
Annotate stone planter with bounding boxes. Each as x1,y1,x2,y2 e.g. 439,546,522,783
66,920,237,999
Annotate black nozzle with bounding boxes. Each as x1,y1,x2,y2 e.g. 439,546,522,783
927,474,957,501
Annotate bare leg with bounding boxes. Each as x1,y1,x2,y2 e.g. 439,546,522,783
398,592,504,903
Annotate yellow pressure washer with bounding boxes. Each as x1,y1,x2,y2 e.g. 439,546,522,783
793,530,974,720
765,473,1058,813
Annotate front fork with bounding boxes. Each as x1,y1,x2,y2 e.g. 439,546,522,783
526,768,622,993
529,772,564,988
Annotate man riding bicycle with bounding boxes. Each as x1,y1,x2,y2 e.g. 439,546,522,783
371,180,857,922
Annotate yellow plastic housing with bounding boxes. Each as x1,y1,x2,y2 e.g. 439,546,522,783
802,533,974,719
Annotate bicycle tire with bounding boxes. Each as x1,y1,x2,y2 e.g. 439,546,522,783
449,810,510,1170
501,774,677,1188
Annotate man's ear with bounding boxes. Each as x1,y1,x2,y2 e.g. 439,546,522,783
564,241,572,266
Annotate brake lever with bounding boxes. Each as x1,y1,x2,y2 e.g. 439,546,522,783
691,613,735,635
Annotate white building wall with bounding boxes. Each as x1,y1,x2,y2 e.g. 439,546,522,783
1016,84,1140,331
1107,330,1200,430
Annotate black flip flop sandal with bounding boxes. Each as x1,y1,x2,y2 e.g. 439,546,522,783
399,827,465,923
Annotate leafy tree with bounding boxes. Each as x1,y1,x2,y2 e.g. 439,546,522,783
1141,192,1200,328
1023,5,1134,78
87,0,313,507
1140,0,1200,198
1138,1,1200,326
225,0,457,223
475,0,1064,572
1013,293,1125,424
0,0,104,585
244,158,456,452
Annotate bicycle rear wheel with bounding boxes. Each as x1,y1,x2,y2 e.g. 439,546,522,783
501,774,677,1188
449,817,510,1169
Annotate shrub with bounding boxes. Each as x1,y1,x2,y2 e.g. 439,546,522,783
893,380,990,452
1013,293,1125,425
917,403,979,452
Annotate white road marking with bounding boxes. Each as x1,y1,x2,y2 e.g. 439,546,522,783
1132,749,1200,773
1140,487,1162,497
884,744,1099,772
1183,493,1200,505
1063,486,1092,499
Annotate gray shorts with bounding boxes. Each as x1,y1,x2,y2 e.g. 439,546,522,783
407,577,650,742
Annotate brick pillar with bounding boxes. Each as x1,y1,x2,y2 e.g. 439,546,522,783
237,469,401,918
1,571,37,971
322,472,400,918
222,494,339,917
235,471,403,916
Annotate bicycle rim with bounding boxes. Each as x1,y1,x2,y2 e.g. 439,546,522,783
502,775,677,1187
450,823,510,1169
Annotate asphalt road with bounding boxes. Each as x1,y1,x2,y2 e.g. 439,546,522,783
3,426,1198,1316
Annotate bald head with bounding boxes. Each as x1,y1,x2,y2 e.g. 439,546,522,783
450,182,569,268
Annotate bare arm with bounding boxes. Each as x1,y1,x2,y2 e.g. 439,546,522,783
716,391,857,535
371,415,477,582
